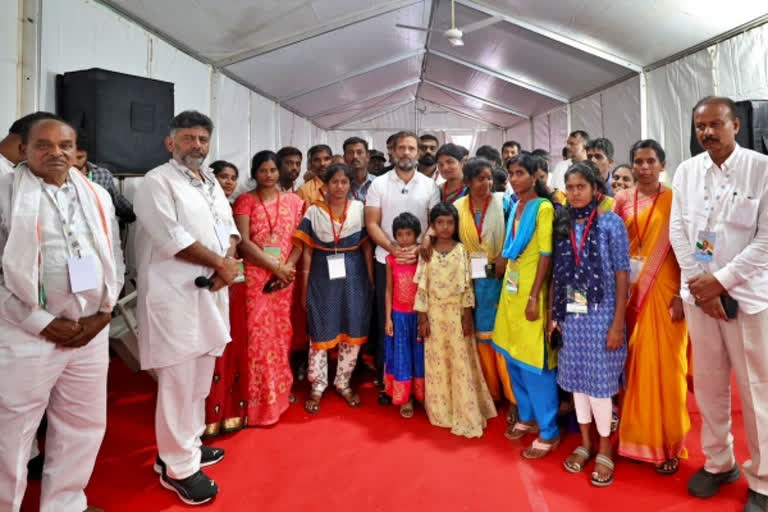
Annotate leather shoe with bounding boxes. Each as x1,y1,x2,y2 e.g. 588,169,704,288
745,489,768,512
688,465,741,498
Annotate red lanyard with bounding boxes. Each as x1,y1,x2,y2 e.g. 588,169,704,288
442,183,464,202
256,189,280,237
570,208,597,266
329,200,349,246
633,184,661,249
469,194,491,239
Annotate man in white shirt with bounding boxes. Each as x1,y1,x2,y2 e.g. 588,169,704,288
549,130,589,191
670,96,768,512
0,116,123,512
134,111,241,506
0,112,59,176
365,131,440,403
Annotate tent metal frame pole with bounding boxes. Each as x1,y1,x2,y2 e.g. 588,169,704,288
423,79,530,119
215,0,423,66
309,79,421,120
420,98,502,128
453,0,642,72
427,49,567,103
330,98,416,129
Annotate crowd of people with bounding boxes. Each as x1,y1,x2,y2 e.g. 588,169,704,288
0,94,767,512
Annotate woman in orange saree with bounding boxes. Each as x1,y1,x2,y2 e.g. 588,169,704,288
614,140,690,474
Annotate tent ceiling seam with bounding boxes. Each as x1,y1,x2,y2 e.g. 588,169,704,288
423,79,530,119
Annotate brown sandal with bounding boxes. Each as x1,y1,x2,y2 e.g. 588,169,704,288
336,387,361,407
504,421,538,441
522,437,561,459
399,401,414,418
304,393,322,414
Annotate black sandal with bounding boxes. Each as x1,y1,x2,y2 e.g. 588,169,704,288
655,457,680,475
337,387,361,407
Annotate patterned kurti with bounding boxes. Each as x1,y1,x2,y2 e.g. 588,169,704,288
556,212,630,398
414,243,497,438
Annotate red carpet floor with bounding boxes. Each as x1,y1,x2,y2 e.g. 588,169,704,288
22,358,751,512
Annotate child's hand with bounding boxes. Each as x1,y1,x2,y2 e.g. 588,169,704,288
418,313,430,339
606,325,623,350
462,308,474,337
385,318,394,337
419,236,433,262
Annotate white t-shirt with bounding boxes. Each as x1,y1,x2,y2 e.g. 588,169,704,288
549,158,571,191
366,169,440,264
0,154,14,176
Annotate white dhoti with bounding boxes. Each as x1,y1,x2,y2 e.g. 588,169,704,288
0,329,108,512
685,302,768,494
154,355,216,479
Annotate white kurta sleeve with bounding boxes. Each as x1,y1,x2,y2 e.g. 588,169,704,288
134,174,197,259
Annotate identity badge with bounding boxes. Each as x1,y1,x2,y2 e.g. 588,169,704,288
629,256,645,285
694,231,716,262
327,253,346,280
470,253,489,280
566,286,588,314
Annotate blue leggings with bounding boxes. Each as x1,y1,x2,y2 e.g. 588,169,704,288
507,363,560,441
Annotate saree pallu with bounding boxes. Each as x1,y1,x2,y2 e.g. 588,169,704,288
615,188,690,462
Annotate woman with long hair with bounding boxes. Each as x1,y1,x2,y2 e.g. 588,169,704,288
493,153,560,459
614,140,689,474
234,150,304,426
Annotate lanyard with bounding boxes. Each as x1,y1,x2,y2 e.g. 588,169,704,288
469,194,491,240
570,208,597,266
256,189,281,238
41,184,85,258
442,183,465,202
329,200,349,248
703,164,732,231
633,184,662,249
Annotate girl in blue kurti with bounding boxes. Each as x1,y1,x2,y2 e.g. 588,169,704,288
550,162,630,487
294,163,374,414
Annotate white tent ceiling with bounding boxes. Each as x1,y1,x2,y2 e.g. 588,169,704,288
103,0,768,130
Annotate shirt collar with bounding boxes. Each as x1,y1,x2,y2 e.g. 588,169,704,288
387,168,419,186
170,158,214,186
703,143,741,174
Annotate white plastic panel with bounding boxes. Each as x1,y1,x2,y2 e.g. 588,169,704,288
717,23,768,100
40,0,149,111
313,85,417,130
570,95,602,139
0,0,19,131
279,107,313,157
475,0,768,66
149,36,212,116
249,91,277,157
549,106,568,165
429,1,633,100
418,83,525,128
283,55,422,118
214,73,251,193
418,99,497,130
340,101,417,131
423,54,564,116
602,77,642,165
226,3,427,99
505,122,532,152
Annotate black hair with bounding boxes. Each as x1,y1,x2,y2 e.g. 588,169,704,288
586,137,615,159
531,148,550,159
569,130,589,142
456,145,469,158
392,130,419,148
532,153,549,174
693,96,739,121
629,139,666,165
554,161,602,240
10,111,59,137
561,146,568,159
250,150,279,181
462,157,493,183
170,110,213,135
308,144,332,160
429,202,460,241
492,167,508,192
612,163,636,182
210,160,239,178
436,143,465,162
502,140,522,152
276,146,302,163
506,153,552,202
476,145,502,166
419,133,439,145
76,131,90,152
342,136,369,153
322,162,354,184
19,114,74,144
386,133,398,146
392,211,422,239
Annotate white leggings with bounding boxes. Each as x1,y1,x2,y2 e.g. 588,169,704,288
573,392,613,438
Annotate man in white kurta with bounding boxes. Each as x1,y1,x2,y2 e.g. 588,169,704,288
670,96,768,512
134,111,240,506
0,117,123,512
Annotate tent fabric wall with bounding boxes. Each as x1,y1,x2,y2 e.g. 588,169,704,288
214,73,252,194
529,107,568,165
0,0,20,134
505,122,533,152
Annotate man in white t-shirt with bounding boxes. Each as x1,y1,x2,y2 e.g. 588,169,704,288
365,131,440,404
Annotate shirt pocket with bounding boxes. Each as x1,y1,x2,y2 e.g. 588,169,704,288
724,195,759,229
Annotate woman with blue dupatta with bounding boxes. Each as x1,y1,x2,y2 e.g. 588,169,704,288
492,153,560,459
453,158,516,413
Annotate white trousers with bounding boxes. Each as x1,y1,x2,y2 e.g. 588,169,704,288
0,330,108,512
154,355,216,480
685,302,768,493
308,343,361,395
573,392,613,437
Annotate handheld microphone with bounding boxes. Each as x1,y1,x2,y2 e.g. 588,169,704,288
194,276,214,289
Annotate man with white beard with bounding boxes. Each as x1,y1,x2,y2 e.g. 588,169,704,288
0,116,123,512
134,111,241,506
365,130,440,404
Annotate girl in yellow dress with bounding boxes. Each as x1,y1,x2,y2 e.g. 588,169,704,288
415,202,497,438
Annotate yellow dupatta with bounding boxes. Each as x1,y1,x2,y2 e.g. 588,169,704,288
455,192,505,260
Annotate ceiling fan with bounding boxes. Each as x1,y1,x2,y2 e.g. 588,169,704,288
396,0,502,47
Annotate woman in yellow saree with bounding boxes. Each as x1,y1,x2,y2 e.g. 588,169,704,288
614,139,689,474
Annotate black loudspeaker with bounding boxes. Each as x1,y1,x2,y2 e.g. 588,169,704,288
690,100,768,157
57,68,174,175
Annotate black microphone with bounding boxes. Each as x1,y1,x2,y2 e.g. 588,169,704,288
195,276,214,289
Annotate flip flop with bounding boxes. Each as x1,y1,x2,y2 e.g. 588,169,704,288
563,446,593,473
655,457,680,475
522,437,561,460
400,402,414,419
336,387,361,407
591,454,615,487
304,393,322,414
505,422,539,441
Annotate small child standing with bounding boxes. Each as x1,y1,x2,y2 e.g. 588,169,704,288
384,212,424,418
415,202,497,438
